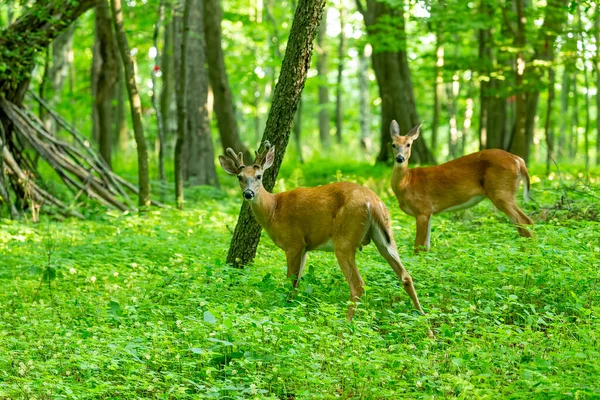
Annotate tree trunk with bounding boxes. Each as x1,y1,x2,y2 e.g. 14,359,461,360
446,72,459,160
226,0,326,268
596,4,600,165
570,70,578,159
358,43,371,152
152,0,166,185
545,66,556,175
186,0,218,187
204,0,252,162
95,0,119,168
317,9,330,148
175,0,192,209
0,0,98,105
110,0,151,207
558,67,571,159
334,7,345,145
160,17,175,141
579,7,590,170
431,0,445,157
508,0,529,162
115,68,128,151
360,0,435,164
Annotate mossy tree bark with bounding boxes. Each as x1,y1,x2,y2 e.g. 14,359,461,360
110,0,151,207
226,0,326,268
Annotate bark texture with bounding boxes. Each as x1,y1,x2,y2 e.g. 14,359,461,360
317,9,330,148
185,0,218,187
94,0,119,168
358,0,435,164
0,0,98,104
110,0,151,207
226,0,326,267
204,0,251,162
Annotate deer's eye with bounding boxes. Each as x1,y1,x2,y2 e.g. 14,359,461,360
392,144,397,149
256,175,262,180
237,175,242,181
406,143,411,148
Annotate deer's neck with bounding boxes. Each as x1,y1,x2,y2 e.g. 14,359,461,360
392,163,412,191
249,186,277,229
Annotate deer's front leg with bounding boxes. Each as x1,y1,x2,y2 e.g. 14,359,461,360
286,248,307,289
414,214,432,253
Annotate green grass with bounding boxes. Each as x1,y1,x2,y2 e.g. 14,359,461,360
1,162,599,399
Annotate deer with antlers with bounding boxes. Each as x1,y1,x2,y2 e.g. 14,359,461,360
389,120,534,252
219,142,427,320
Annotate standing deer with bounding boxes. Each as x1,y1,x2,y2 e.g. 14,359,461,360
389,120,534,252
219,142,427,320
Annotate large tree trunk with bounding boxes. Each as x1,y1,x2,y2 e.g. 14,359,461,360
226,0,326,268
334,7,345,145
360,0,435,164
94,0,119,168
185,0,218,187
175,0,192,209
204,0,251,162
110,0,151,207
0,0,98,105
317,10,330,148
293,98,304,163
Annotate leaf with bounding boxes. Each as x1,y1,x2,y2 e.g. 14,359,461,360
207,338,234,346
204,311,216,324
108,300,123,317
189,347,205,354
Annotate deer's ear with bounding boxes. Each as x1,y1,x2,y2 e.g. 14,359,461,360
219,155,240,175
263,146,275,170
390,120,401,139
408,123,423,140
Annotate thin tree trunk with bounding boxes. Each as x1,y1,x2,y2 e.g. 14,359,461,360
461,77,474,156
111,0,151,207
358,43,371,152
226,0,326,267
431,0,445,156
478,0,490,150
559,67,571,159
446,72,459,160
508,0,529,162
545,66,556,175
95,0,119,168
317,9,330,148
186,0,218,187
175,0,192,209
334,7,345,144
596,5,600,165
115,69,128,151
204,0,252,162
571,70,578,159
580,7,590,170
160,17,174,141
152,1,166,186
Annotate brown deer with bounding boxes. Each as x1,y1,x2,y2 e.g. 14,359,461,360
389,120,534,252
219,142,427,320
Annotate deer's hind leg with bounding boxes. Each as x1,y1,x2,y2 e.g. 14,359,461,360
485,177,533,237
332,205,370,320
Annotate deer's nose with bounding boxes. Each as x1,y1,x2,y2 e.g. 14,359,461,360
396,155,406,163
243,190,255,200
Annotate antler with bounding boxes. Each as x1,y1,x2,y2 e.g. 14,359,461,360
254,141,272,166
225,148,245,170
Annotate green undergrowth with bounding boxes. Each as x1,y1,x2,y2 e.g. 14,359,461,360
0,162,599,399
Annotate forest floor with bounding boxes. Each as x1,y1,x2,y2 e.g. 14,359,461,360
1,160,599,399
